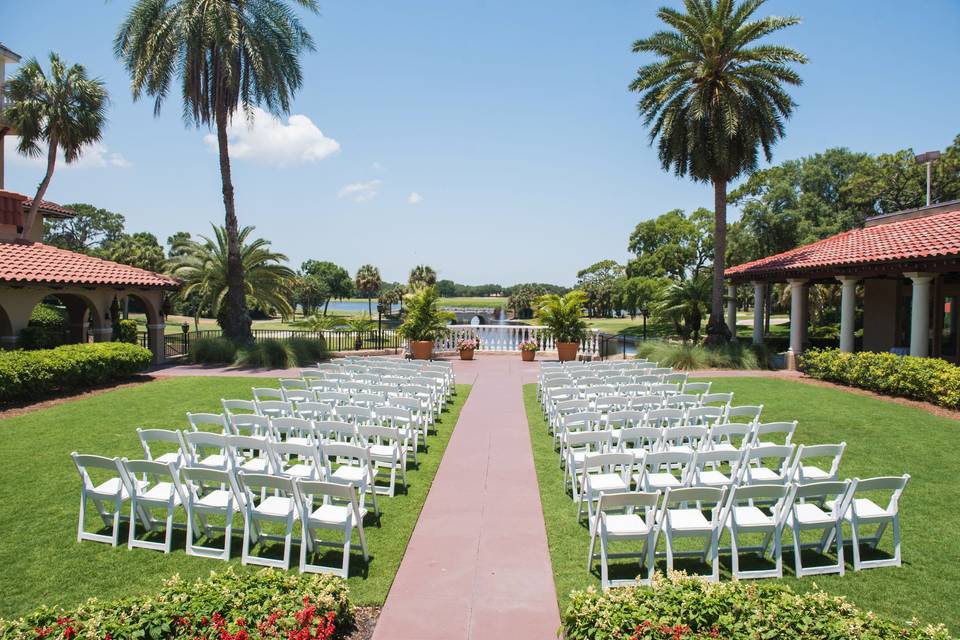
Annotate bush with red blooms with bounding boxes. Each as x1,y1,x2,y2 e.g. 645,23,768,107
562,572,952,640
0,568,353,640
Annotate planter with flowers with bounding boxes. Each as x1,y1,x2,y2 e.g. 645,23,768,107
457,337,479,360
535,291,589,362
518,339,538,361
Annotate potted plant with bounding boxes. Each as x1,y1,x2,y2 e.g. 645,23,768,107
457,337,479,360
535,291,589,362
396,285,455,360
518,339,538,362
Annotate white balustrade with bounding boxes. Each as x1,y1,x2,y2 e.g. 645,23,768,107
437,325,601,356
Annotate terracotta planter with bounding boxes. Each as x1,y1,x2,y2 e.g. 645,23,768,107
409,340,433,360
459,348,475,361
556,341,579,362
521,349,536,362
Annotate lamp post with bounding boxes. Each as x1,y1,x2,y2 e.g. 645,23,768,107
915,150,942,207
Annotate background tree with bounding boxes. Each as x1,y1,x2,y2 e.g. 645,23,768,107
616,276,662,320
508,284,546,319
43,203,125,252
355,264,382,315
116,0,318,344
167,225,295,328
301,260,354,315
291,274,329,318
627,208,713,280
630,0,806,344
655,273,711,342
102,232,165,272
3,53,108,238
575,260,625,318
408,264,437,289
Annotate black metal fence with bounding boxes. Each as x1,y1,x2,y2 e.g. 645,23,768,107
140,328,403,360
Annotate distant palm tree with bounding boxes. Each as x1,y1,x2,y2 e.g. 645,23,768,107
408,264,437,289
355,264,382,316
3,53,107,239
656,274,711,342
115,0,318,344
630,0,806,344
167,225,295,328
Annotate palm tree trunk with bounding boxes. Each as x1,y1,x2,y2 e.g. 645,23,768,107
368,296,372,316
20,139,58,239
705,177,731,345
214,103,253,344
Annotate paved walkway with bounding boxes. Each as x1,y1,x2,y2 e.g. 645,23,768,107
372,356,560,640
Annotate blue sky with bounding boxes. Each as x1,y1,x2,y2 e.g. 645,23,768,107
2,0,959,286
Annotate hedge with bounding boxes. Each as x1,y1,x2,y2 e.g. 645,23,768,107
0,568,354,640
117,319,139,344
799,348,960,409
561,573,952,640
0,342,153,402
19,304,70,350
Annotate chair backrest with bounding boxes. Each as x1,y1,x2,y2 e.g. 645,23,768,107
721,483,791,525
689,449,745,484
649,383,680,396
358,424,403,451
606,410,645,430
630,394,663,411
562,411,603,434
71,452,127,492
270,441,326,476
299,368,324,378
565,429,612,454
582,452,634,481
122,458,184,499
617,426,662,452
662,372,688,384
294,479,358,514
283,389,317,403
352,392,387,408
187,412,229,433
685,406,724,426
793,479,850,511
726,404,763,423
660,426,708,451
843,474,910,516
700,392,734,408
228,413,271,437
644,408,685,428
705,423,754,450
252,387,284,401
236,472,296,503
742,444,795,483
136,428,186,463
270,417,314,443
376,406,413,427
314,420,358,443
221,398,257,416
183,430,228,466
337,405,374,424
663,393,699,409
663,485,725,509
295,401,335,421
322,442,372,468
316,391,351,406
619,384,647,397
643,450,694,478
596,490,660,514
681,381,711,395
279,378,307,390
789,442,845,482
752,421,797,445
595,395,630,412
255,400,294,418
226,435,274,468
181,465,238,503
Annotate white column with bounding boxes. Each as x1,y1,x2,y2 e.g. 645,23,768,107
726,283,738,339
148,323,167,364
751,281,765,346
905,272,934,357
91,327,113,342
837,276,859,353
787,279,808,356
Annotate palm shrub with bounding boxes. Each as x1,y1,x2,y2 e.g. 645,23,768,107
535,291,589,343
236,339,295,369
191,337,237,364
286,337,329,365
396,286,454,342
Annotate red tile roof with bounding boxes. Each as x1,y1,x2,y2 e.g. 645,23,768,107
726,209,960,279
0,240,179,289
25,198,76,218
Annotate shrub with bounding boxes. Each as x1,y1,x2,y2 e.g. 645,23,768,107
561,573,952,640
0,567,354,640
237,339,296,368
19,303,69,349
117,319,139,344
286,337,329,365
191,336,238,364
0,343,152,402
635,340,764,370
799,348,960,409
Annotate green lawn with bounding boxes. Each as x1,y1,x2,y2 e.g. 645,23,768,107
0,377,470,618
523,378,960,632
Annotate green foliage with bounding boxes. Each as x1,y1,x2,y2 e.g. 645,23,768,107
408,264,437,289
101,231,166,271
508,284,546,319
576,260,625,318
627,208,713,281
190,337,237,364
285,337,329,365
0,343,152,402
343,315,376,333
43,203,126,253
636,340,762,370
300,261,355,313
799,349,960,409
117,319,139,344
654,274,711,341
396,286,454,342
236,339,296,369
535,291,589,343
0,567,354,640
354,264,382,314
19,303,69,349
561,573,952,640
306,314,344,331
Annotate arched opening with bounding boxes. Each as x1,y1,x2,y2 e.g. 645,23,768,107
0,302,13,343
470,315,484,326
21,293,100,349
123,292,162,360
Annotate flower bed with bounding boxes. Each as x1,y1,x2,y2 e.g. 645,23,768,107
0,342,153,402
799,348,960,409
0,568,354,640
561,573,951,640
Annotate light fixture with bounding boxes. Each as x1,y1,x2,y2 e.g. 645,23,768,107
914,150,942,207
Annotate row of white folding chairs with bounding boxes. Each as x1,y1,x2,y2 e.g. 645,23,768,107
541,371,689,391
313,358,454,389
541,386,726,421
552,405,761,442
71,452,375,576
231,390,435,431
140,419,412,496
582,473,909,588
548,395,738,428
540,359,656,373
277,377,447,416
297,367,452,398
540,379,706,406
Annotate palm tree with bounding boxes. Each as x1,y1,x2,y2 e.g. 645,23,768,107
408,264,437,289
115,0,318,344
656,274,711,342
3,53,108,239
167,225,295,328
630,0,806,344
355,264,382,316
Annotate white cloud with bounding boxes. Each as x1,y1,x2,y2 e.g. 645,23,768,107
371,161,383,170
338,179,381,203
9,138,130,169
407,191,423,205
203,106,340,167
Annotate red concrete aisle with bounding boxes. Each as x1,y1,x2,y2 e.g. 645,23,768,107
371,356,559,640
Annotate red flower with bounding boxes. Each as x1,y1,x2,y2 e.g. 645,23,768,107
34,627,52,639
63,626,76,640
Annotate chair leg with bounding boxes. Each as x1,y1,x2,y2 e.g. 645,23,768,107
77,493,86,543
164,507,175,553
299,523,310,573
892,516,901,567
850,519,862,571
599,531,609,589
791,522,803,577
665,530,674,573
835,523,845,576
729,526,740,579
341,523,352,577
587,521,598,571
127,498,138,549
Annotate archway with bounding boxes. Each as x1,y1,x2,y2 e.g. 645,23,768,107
0,302,13,346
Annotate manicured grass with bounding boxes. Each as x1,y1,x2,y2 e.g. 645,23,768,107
0,377,470,617
523,378,960,632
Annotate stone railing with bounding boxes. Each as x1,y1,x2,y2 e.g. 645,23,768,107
437,324,601,356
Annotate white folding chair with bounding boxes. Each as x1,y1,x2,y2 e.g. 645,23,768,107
830,474,909,571
296,479,369,577
565,430,613,499
688,449,744,490
122,458,194,553
636,451,693,493
184,431,230,471
181,466,241,560
789,443,845,483
323,442,379,516
588,491,660,589
660,426,708,455
236,472,301,569
187,412,229,433
269,416,315,447
271,440,327,481
577,452,635,524
721,483,792,579
375,406,419,464
256,400,294,419
752,421,797,447
357,424,408,497
655,486,726,581
740,444,795,486
726,404,763,424
786,480,851,577
136,428,187,468
71,453,142,546
228,413,271,438
226,435,276,475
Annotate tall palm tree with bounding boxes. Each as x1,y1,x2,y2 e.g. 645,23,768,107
3,53,108,239
630,0,806,344
115,0,318,344
167,225,295,328
355,264,382,316
408,264,437,289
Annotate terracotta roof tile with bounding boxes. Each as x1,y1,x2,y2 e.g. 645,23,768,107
725,209,960,279
0,241,179,289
